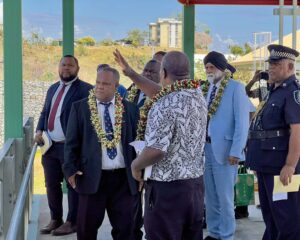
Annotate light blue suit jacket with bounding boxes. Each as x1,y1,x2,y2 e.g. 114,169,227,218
208,79,250,164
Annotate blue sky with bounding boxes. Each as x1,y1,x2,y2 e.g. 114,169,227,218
3,0,300,52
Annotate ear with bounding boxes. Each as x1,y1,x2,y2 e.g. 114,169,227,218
163,68,167,79
288,62,294,71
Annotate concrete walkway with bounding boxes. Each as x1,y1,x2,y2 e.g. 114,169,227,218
29,194,265,240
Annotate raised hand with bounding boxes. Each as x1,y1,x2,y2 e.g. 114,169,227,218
113,49,133,76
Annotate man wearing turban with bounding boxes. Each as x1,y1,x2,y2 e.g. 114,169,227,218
202,51,250,240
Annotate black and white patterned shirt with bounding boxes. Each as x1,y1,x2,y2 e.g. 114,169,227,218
145,88,207,181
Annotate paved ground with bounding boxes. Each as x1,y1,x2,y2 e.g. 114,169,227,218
28,194,265,240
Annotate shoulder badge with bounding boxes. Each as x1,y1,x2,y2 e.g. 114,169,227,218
293,90,300,105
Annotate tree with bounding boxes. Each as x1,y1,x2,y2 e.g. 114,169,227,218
99,38,116,46
244,43,252,55
229,45,244,56
29,31,45,45
77,36,96,46
126,29,147,47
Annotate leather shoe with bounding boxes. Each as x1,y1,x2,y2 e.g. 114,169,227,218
52,221,76,236
40,219,63,234
204,236,219,240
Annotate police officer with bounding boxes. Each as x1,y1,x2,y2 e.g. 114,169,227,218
246,44,300,240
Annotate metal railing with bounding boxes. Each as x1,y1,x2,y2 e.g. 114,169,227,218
6,143,37,240
0,117,35,240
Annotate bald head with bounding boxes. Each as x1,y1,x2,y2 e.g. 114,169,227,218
161,51,190,82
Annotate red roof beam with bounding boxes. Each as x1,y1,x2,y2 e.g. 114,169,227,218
178,0,300,5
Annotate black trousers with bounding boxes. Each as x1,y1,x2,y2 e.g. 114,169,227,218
144,176,204,240
77,169,143,240
41,142,78,224
257,172,300,240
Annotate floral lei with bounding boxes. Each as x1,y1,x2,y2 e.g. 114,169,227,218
88,89,124,149
136,79,200,141
201,72,230,119
127,84,139,102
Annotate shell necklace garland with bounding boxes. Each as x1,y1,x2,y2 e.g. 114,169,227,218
201,72,230,119
136,79,200,141
127,84,139,102
88,89,124,149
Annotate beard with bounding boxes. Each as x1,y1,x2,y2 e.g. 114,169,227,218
60,74,77,82
206,73,216,83
206,72,223,84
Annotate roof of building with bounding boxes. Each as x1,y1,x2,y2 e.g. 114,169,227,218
232,30,300,66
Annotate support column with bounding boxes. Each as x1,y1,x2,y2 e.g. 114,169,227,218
3,0,23,140
183,5,195,79
63,0,74,56
292,0,297,49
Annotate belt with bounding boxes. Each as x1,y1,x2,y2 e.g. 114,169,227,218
52,140,65,144
102,168,126,174
248,129,290,139
206,136,211,143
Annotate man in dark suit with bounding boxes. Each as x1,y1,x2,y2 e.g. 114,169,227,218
63,67,143,240
35,55,93,235
127,59,160,108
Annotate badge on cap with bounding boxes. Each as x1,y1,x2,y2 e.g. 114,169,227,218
293,90,300,105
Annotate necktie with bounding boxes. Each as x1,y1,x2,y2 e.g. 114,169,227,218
48,84,66,131
208,84,217,109
100,102,117,159
206,84,218,139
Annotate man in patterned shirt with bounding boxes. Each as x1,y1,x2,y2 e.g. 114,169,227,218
131,51,207,239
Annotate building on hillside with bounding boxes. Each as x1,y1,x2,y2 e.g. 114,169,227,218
231,30,300,76
149,18,182,48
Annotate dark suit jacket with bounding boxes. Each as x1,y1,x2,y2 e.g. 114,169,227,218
63,98,140,195
36,79,93,135
127,84,144,108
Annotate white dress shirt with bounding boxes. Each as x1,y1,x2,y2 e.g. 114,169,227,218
48,77,78,142
137,91,146,105
206,80,221,137
96,97,125,170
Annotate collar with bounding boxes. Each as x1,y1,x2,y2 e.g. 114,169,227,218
60,76,78,86
96,96,116,106
210,79,222,88
270,74,296,91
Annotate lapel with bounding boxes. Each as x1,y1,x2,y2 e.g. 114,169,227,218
134,89,141,104
47,82,60,113
61,79,80,113
85,100,103,161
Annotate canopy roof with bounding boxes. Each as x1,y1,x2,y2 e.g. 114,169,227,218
178,0,300,5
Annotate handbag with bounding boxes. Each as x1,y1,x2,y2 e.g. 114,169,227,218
234,165,255,206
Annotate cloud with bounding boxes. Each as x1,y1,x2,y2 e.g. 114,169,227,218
211,34,239,53
74,24,82,36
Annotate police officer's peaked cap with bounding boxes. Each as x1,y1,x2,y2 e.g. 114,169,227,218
266,44,299,62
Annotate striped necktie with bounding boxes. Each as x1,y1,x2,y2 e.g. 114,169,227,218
208,84,217,109
100,102,117,159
